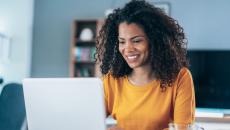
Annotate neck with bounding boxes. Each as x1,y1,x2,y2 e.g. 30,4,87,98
128,65,155,86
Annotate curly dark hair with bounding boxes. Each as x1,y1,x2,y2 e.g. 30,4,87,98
96,0,189,90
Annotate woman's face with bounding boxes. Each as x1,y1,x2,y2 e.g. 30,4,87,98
118,22,150,69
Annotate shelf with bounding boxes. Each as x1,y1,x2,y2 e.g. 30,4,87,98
70,19,103,77
75,39,96,47
76,39,96,42
74,61,95,64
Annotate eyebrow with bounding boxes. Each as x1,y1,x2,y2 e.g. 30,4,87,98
118,35,145,40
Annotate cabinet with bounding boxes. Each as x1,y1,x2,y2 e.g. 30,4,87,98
70,19,103,77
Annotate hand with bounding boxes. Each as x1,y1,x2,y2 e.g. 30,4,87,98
107,125,124,130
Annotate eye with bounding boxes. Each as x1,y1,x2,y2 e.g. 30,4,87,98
119,41,125,44
133,39,142,43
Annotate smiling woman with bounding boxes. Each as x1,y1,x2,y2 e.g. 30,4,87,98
118,23,150,72
95,0,195,130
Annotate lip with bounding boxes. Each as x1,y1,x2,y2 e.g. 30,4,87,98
125,54,139,63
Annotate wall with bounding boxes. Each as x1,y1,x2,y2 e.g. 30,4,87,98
31,0,110,77
0,0,34,83
31,0,230,77
170,0,230,50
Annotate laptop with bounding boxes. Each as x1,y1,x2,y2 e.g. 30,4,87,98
23,78,106,130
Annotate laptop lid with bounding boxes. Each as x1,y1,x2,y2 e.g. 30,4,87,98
23,78,106,130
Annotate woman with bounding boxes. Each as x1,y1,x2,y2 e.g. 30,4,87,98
96,0,195,130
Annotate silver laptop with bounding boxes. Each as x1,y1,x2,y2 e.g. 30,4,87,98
23,78,106,130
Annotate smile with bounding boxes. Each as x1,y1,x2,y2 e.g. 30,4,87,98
126,54,139,62
127,55,138,59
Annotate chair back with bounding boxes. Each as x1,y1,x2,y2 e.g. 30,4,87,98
0,83,26,130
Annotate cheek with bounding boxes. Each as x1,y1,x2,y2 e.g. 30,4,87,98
143,47,150,58
118,46,124,55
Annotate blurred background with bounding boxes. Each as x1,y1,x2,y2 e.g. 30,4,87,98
0,0,230,129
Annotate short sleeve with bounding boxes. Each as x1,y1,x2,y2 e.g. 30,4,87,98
174,68,195,124
102,73,115,116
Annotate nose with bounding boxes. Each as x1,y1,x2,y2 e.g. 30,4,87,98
124,42,134,51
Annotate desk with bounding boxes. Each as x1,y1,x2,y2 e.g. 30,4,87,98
106,116,230,129
196,117,230,130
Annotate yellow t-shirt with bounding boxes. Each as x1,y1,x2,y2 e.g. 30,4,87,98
103,68,195,130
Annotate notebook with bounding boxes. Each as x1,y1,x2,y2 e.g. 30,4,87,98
23,78,106,130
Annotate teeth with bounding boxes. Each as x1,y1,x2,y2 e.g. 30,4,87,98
127,55,137,59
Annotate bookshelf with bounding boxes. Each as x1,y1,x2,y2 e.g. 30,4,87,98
70,19,103,77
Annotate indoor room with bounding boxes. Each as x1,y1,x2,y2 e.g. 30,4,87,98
0,0,230,130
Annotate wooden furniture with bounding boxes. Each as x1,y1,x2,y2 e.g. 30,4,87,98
70,19,103,77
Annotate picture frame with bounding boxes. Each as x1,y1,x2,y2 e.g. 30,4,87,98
154,2,171,16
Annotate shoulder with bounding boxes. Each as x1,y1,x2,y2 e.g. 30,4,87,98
102,72,117,84
102,73,126,103
102,72,125,89
177,67,193,81
174,67,194,90
178,67,191,75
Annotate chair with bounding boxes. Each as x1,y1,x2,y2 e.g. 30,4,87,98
0,83,27,130
0,77,3,94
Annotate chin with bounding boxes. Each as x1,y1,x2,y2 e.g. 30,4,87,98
127,63,140,69
127,61,150,69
